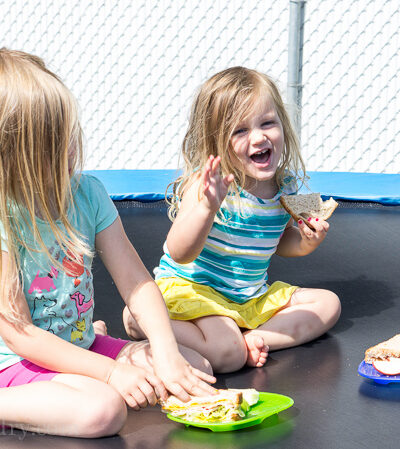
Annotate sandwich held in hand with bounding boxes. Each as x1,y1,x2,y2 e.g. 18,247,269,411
280,193,338,228
365,334,400,375
160,388,259,423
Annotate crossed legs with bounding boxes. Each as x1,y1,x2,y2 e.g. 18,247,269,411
124,287,341,373
0,338,212,438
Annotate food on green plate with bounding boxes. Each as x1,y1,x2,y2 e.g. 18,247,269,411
160,388,259,423
228,388,260,412
365,334,400,375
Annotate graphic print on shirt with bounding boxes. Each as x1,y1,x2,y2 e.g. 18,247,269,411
31,295,58,333
26,237,94,342
28,266,58,294
71,318,86,342
70,291,94,319
63,250,85,287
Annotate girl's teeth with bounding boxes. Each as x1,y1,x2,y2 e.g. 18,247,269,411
251,149,270,163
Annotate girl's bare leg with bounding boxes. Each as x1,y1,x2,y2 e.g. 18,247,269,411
123,307,254,373
0,374,127,438
115,339,213,376
243,288,341,352
124,288,340,372
93,320,107,335
0,337,214,437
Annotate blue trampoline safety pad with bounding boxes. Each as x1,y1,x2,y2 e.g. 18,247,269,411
84,170,400,206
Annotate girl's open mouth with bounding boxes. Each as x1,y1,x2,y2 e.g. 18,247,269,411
250,149,271,165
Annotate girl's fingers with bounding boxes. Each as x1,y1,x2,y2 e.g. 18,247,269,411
297,219,314,238
166,384,192,403
147,374,168,401
206,155,214,173
211,155,221,173
201,166,211,192
179,373,212,396
139,381,158,407
188,380,217,396
190,367,216,385
223,173,235,187
126,397,140,410
127,389,147,409
306,218,329,233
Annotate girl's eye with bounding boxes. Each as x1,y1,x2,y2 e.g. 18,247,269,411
261,121,274,128
232,128,246,136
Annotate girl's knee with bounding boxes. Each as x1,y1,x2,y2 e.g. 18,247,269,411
312,289,341,330
122,305,131,330
293,288,341,325
178,345,214,376
207,335,247,374
79,386,127,438
324,290,341,326
122,306,144,340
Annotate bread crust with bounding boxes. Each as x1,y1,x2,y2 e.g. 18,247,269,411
280,193,338,229
365,334,400,364
160,389,242,409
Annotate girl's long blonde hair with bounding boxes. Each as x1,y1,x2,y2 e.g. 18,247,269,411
168,66,306,220
0,48,91,322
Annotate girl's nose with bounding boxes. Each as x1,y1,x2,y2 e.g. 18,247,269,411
250,128,266,145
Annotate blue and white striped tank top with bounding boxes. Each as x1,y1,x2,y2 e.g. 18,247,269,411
154,177,297,304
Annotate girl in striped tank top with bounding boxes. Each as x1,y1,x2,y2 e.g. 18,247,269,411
124,67,341,373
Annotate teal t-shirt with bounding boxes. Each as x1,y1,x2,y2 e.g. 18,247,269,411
0,174,118,371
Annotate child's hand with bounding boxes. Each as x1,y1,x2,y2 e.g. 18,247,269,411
297,217,329,250
152,350,217,402
200,155,234,213
106,361,167,410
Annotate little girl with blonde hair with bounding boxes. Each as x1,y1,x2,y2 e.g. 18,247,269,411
0,48,215,437
124,66,341,373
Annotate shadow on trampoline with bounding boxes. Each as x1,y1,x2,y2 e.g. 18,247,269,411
359,380,400,402
163,411,296,449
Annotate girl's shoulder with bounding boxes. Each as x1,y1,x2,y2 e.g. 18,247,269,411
71,173,116,215
72,173,111,202
73,173,104,191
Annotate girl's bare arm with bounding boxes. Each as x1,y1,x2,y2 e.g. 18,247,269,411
275,217,330,257
95,217,216,400
167,156,234,263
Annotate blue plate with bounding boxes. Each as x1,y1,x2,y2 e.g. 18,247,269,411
358,361,400,384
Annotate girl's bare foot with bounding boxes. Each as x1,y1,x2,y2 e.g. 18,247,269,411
93,320,107,336
243,333,269,367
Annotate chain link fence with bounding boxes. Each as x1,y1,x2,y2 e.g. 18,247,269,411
302,0,399,174
2,0,399,173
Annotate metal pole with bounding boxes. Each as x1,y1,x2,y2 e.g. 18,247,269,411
287,0,306,141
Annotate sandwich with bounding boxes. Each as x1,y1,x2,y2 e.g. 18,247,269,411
280,193,338,229
365,334,400,375
160,388,259,423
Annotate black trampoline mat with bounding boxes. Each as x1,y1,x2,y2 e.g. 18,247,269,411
1,201,399,449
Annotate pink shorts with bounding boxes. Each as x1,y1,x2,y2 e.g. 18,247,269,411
0,335,130,388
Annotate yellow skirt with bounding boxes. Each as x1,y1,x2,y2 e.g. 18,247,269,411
156,277,298,330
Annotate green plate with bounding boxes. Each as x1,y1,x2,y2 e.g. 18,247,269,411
166,392,294,432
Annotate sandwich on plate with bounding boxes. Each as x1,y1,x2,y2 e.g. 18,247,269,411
280,193,338,229
365,334,400,375
160,388,259,423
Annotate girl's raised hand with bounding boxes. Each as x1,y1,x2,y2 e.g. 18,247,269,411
106,361,167,410
200,155,234,213
297,217,329,250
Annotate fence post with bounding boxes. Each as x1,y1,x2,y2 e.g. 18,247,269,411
287,0,306,140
